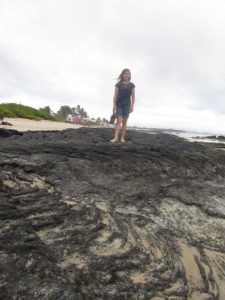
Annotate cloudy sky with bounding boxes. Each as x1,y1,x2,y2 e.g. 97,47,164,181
1,0,225,133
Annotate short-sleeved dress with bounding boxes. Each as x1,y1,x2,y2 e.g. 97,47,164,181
115,81,135,118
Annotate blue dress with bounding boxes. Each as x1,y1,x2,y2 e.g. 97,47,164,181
115,81,135,118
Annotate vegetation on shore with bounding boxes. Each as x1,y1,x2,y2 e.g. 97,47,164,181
0,103,56,121
0,103,109,125
50,105,108,125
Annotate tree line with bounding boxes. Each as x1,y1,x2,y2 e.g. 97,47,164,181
39,105,109,125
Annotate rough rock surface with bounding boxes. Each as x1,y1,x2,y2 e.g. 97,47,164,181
1,127,225,300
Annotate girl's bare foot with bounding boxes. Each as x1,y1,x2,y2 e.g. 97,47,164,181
121,138,126,143
110,138,118,143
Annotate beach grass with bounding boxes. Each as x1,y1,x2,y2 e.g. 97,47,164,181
0,103,56,121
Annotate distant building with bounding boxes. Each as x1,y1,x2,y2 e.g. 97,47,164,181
66,114,109,126
66,114,83,124
72,115,83,124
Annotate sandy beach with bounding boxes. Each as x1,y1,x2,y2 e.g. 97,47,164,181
0,118,82,131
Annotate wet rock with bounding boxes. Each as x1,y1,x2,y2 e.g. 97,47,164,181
0,128,22,138
0,127,225,299
193,135,225,142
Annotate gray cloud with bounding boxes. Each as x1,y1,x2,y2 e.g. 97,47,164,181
0,0,225,132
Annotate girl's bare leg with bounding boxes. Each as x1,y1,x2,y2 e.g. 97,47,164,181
110,117,123,143
121,118,127,143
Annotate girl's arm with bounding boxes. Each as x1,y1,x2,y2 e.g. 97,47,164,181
113,87,119,113
130,87,135,112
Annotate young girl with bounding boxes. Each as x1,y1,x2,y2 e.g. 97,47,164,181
110,68,135,143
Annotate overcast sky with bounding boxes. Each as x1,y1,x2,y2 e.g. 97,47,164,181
1,0,225,133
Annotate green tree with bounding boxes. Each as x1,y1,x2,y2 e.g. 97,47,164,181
102,117,109,124
79,107,88,118
0,107,13,123
96,117,101,125
56,105,72,121
71,107,77,116
39,106,52,115
71,105,88,118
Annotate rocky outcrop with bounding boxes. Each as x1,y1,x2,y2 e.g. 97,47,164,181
0,128,22,138
0,128,225,300
197,135,225,141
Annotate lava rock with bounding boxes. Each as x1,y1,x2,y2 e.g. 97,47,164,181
0,127,225,299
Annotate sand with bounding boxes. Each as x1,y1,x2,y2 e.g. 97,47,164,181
0,118,82,131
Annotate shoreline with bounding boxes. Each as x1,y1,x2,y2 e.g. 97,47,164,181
0,117,83,131
1,118,225,146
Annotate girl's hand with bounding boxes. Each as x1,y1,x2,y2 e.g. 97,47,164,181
130,106,134,113
113,106,116,114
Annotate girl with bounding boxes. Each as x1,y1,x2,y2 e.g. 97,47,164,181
110,68,136,143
